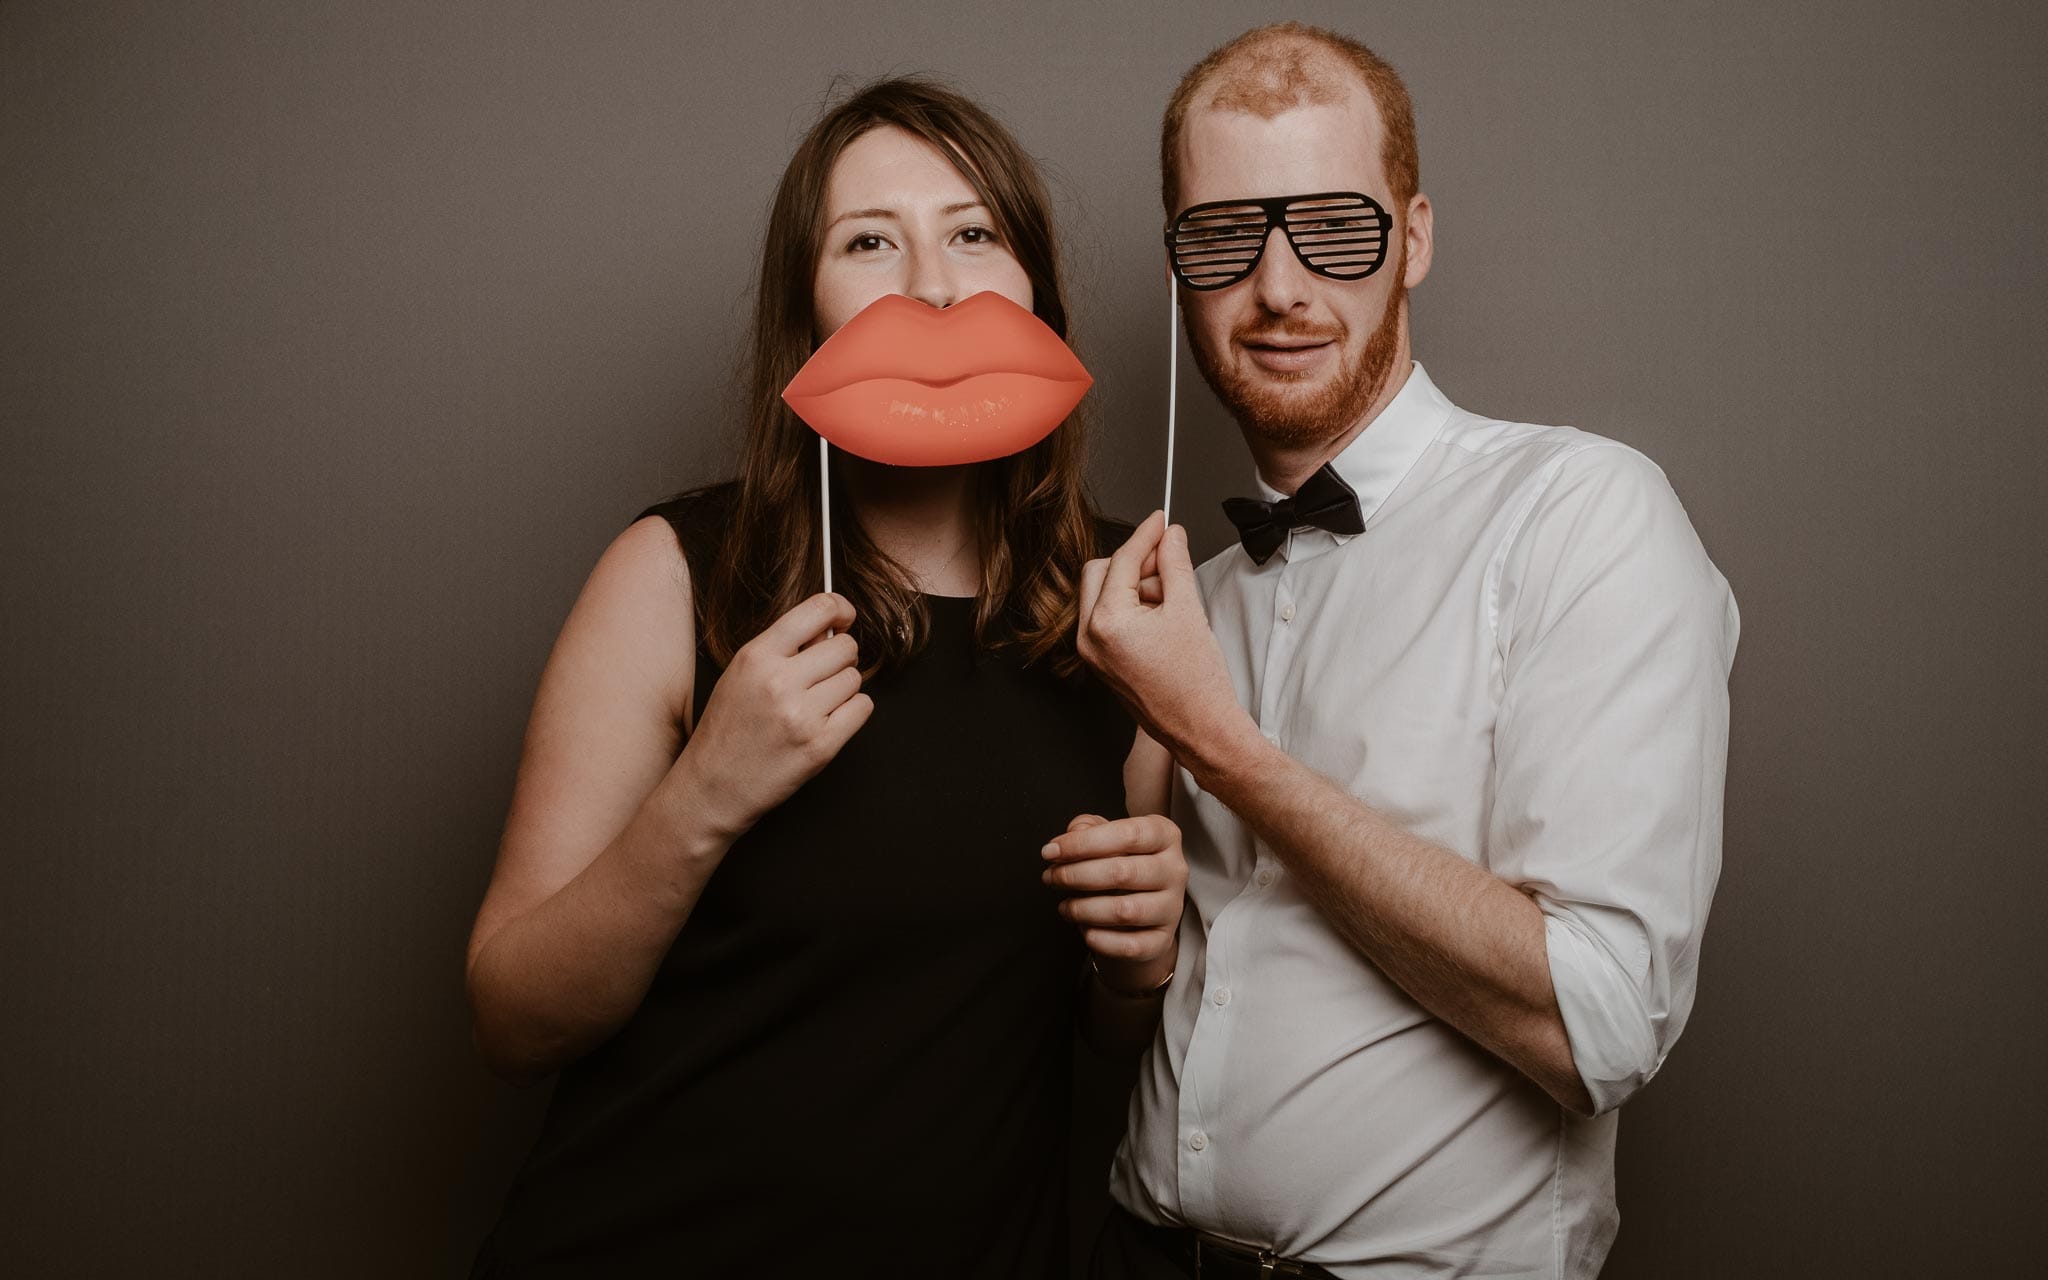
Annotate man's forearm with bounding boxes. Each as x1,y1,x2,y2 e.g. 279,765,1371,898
1183,721,1594,1113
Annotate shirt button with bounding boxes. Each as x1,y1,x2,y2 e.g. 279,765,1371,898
1261,729,1280,746
1188,1130,1208,1152
1256,869,1276,888
1280,603,1296,622
1212,987,1232,1007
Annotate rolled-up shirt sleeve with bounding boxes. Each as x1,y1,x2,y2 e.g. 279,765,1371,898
1487,443,1738,1115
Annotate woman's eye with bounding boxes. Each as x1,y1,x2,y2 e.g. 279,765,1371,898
957,225,1000,245
847,233,891,253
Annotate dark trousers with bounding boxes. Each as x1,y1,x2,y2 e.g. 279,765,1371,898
1089,1204,1196,1280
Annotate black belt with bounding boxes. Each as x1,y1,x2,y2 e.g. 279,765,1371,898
1114,1205,1341,1279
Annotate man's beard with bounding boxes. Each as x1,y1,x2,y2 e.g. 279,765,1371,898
1187,266,1408,450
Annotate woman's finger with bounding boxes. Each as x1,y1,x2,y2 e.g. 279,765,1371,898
790,630,860,687
1043,852,1175,893
1057,888,1180,930
800,664,864,717
760,592,855,656
1042,814,1176,862
817,690,874,749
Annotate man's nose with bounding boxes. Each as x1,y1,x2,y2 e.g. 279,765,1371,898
1249,225,1312,314
902,243,960,311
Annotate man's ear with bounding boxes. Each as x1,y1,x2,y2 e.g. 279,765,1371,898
1402,193,1434,289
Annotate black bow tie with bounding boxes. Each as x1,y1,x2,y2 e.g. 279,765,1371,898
1221,462,1366,565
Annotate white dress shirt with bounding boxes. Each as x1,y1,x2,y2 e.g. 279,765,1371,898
1110,363,1738,1278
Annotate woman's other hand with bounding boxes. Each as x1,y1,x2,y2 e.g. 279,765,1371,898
1041,813,1187,995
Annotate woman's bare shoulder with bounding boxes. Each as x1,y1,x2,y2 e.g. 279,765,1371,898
571,514,697,729
466,513,700,977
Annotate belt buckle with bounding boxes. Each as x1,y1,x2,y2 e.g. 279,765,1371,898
1194,1233,1289,1279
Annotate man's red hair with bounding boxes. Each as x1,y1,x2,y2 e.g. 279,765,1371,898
1160,21,1419,214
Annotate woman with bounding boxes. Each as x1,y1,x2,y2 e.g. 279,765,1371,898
465,78,1184,1277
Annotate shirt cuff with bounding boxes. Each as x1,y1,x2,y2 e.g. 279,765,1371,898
1540,900,1662,1115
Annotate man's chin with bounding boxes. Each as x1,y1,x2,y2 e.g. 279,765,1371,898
1241,359,1337,392
1234,344,1341,383
1226,372,1347,442
1189,331,1371,447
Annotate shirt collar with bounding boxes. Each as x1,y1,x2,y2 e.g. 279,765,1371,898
1253,361,1451,555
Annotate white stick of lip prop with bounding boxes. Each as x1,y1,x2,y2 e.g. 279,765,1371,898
1163,270,1179,528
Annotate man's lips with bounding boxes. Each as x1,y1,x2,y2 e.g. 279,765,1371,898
1239,324,1343,350
783,291,1092,466
1241,332,1339,374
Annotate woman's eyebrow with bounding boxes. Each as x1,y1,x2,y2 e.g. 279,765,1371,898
825,200,986,230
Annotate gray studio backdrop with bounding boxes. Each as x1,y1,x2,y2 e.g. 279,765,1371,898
4,1,2043,1275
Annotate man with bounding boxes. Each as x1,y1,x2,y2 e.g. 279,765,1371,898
1075,22,1738,1278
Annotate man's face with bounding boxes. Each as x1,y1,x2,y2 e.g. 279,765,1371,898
1174,88,1425,449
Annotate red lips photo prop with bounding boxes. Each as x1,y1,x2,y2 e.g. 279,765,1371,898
782,291,1093,466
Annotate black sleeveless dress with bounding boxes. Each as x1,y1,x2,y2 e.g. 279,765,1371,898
473,486,1134,1278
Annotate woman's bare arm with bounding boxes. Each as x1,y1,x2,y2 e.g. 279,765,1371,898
463,516,723,1084
464,513,869,1085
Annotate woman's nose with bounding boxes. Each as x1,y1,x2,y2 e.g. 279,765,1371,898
902,244,959,311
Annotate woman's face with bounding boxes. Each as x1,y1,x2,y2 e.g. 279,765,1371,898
813,125,1033,341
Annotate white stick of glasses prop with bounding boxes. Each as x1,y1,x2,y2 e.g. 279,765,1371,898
1163,271,1179,528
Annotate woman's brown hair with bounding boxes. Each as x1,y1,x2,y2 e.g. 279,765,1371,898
691,76,1099,678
